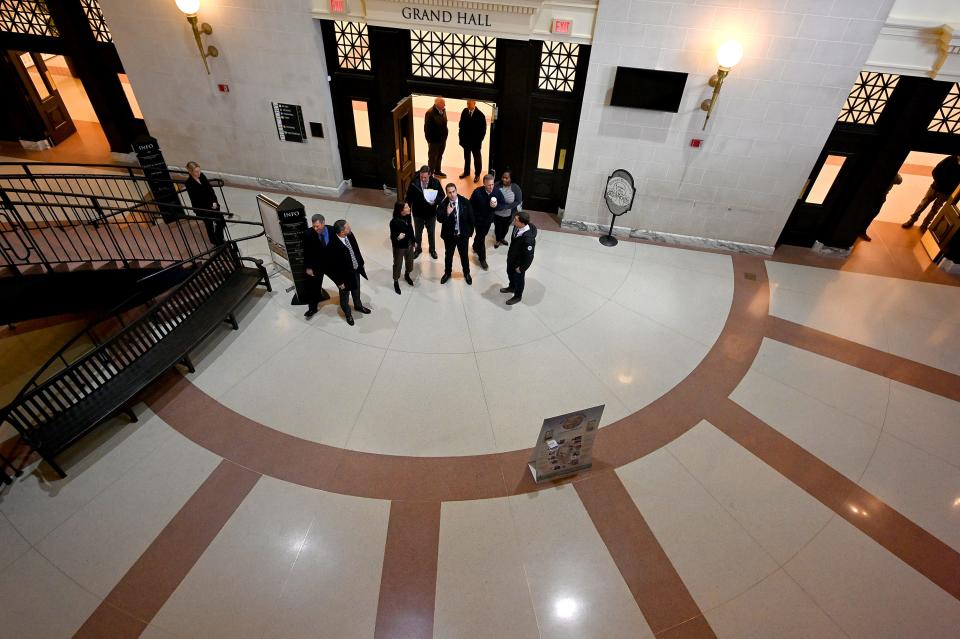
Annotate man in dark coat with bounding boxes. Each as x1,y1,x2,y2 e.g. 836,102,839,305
500,210,536,305
436,183,475,285
470,174,497,270
424,97,448,178
458,100,486,182
302,213,332,318
404,165,442,259
902,154,960,231
183,161,225,245
326,219,371,326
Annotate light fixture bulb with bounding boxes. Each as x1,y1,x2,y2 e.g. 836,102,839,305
175,0,201,16
716,40,743,69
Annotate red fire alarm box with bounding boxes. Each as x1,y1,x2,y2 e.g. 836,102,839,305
551,19,572,35
217,83,230,93
330,0,345,13
690,138,703,148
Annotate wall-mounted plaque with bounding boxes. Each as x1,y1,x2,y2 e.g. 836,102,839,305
273,102,307,143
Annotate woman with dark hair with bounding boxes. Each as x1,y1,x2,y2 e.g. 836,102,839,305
390,201,416,294
493,170,523,247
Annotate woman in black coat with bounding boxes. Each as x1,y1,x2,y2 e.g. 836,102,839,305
183,161,225,246
390,201,416,294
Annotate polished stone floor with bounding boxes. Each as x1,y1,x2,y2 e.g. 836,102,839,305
1,190,959,638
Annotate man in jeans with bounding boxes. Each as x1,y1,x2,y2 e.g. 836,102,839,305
902,154,960,232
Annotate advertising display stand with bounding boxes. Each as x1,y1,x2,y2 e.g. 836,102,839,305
275,197,310,305
600,169,636,247
132,134,181,223
528,405,604,483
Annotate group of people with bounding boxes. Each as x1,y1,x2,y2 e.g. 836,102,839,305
301,165,536,325
424,96,487,182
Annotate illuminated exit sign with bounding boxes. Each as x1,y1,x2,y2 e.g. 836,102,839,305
330,0,345,13
551,18,572,34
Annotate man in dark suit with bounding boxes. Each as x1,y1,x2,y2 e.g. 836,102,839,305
436,183,474,285
424,97,448,178
404,165,441,259
500,210,536,305
458,100,486,183
302,213,332,318
327,219,371,326
183,161,225,245
470,174,497,270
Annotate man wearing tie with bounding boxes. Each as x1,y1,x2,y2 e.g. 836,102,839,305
404,165,442,259
500,210,537,305
437,183,475,285
327,219,372,326
458,100,486,183
302,213,331,318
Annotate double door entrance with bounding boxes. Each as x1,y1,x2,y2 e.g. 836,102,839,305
320,22,590,213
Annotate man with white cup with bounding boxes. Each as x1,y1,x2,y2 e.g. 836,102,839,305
469,173,497,270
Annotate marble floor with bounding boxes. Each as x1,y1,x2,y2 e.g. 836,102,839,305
1,189,959,639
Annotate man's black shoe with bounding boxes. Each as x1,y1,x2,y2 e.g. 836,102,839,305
435,172,447,178
499,286,514,294
430,250,438,259
465,275,472,285
480,261,488,270
414,248,422,259
356,306,372,314
346,315,355,326
441,273,451,284
404,273,415,286
394,281,402,294
458,172,470,178
304,308,317,318
506,296,521,305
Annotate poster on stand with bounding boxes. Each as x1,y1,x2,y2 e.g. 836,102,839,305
528,405,604,483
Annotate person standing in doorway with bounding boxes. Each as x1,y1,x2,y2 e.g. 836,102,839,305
425,97,449,178
470,174,497,270
437,183,474,285
302,213,331,318
901,154,960,232
327,219,371,326
458,100,486,183
183,161,225,245
500,210,536,305
859,173,902,242
390,201,416,294
405,165,441,259
493,170,523,247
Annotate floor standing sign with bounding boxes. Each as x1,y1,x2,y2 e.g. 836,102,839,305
528,405,604,483
275,197,310,305
131,134,181,223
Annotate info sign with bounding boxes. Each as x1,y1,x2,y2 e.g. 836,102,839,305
273,102,307,143
528,405,604,483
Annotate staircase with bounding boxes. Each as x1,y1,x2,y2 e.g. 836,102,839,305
0,162,272,482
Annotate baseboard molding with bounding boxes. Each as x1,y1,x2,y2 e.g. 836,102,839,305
561,219,775,256
171,167,348,199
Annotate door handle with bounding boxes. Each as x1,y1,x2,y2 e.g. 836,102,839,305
558,149,567,170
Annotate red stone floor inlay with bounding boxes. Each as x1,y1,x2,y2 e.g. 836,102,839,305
374,500,442,639
575,471,717,638
709,398,960,602
73,460,260,638
766,315,960,403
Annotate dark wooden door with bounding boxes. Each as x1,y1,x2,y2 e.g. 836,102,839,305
779,149,861,247
9,51,76,145
392,95,416,202
523,102,576,213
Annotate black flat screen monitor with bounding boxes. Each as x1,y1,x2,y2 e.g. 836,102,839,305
610,67,688,112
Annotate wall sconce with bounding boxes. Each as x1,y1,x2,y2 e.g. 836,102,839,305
176,0,219,74
700,40,743,130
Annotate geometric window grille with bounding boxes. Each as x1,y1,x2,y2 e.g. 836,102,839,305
80,0,111,43
538,41,579,92
0,0,58,36
411,30,496,84
838,71,900,125
334,20,371,71
928,83,960,134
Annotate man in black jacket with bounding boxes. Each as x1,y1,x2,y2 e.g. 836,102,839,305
437,183,475,285
404,165,441,259
458,100,486,182
424,97,448,178
327,219,371,326
183,161,225,245
470,174,497,270
302,213,332,318
902,154,960,231
500,210,536,305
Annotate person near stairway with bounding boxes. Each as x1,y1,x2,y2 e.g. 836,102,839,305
183,161,225,246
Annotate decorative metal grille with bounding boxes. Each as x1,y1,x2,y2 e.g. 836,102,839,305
838,71,899,125
0,0,57,36
80,0,111,42
928,82,960,134
334,20,371,71
411,30,496,84
538,40,579,92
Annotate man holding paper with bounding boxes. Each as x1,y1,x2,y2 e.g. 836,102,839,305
404,165,442,259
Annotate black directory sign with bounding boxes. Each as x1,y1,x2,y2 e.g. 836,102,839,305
132,134,181,222
273,102,307,143
275,197,310,305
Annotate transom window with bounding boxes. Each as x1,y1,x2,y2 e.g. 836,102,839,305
0,0,57,36
334,20,371,71
410,30,496,84
928,83,960,135
80,0,111,43
538,41,580,93
838,71,899,126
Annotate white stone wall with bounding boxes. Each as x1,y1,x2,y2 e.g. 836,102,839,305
98,0,343,191
567,0,896,249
